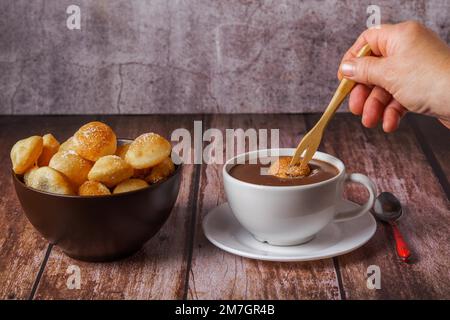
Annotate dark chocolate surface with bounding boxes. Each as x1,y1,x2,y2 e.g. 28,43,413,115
229,157,339,186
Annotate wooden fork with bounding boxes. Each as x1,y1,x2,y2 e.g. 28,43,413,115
290,44,372,168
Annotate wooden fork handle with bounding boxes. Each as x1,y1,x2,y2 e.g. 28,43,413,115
291,44,371,167
316,44,372,130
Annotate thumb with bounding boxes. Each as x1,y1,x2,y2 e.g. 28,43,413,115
340,56,389,88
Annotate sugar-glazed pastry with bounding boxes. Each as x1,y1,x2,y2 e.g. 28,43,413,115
59,137,76,152
125,133,171,169
38,134,60,166
73,121,117,161
268,156,311,178
49,150,93,188
88,155,133,187
145,157,175,184
23,166,39,186
11,136,43,174
78,181,111,196
25,166,75,195
113,179,148,194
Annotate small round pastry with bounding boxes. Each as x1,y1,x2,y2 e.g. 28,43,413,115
113,179,149,194
125,133,171,169
73,121,117,161
38,134,60,166
88,155,133,187
11,136,43,174
145,157,175,184
59,137,76,152
25,166,75,195
115,142,131,159
23,166,39,185
49,150,93,188
268,156,311,178
78,181,111,196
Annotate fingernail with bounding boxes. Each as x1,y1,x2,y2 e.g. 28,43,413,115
362,114,368,126
382,120,388,132
383,119,399,133
341,61,355,77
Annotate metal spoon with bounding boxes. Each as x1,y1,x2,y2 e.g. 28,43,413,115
372,192,411,262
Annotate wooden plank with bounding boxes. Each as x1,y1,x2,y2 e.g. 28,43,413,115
31,115,200,299
307,113,450,299
3,114,448,299
0,116,93,299
188,114,342,300
408,114,450,199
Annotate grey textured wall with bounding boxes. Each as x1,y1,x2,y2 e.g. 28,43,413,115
0,0,449,114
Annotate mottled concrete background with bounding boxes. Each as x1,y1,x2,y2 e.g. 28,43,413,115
0,0,448,114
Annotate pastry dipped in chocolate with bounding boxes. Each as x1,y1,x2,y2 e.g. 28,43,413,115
268,156,311,178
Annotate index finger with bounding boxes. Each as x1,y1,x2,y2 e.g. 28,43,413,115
338,24,394,79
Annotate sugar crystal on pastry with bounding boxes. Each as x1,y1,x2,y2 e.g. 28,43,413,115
145,157,175,184
49,150,93,188
125,133,171,169
73,121,117,161
79,181,111,196
88,155,133,187
113,178,148,194
25,166,75,195
38,134,60,166
268,156,311,178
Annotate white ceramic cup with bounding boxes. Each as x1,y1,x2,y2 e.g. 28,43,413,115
223,148,376,246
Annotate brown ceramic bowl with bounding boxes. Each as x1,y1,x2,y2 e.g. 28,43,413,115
12,139,182,262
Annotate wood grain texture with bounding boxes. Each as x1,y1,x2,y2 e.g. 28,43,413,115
1,114,449,300
24,115,199,299
307,114,450,299
33,160,194,299
188,114,342,300
0,117,57,299
0,116,96,299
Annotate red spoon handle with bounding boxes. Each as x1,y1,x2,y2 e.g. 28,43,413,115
391,222,411,262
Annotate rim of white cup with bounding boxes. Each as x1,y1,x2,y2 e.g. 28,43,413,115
223,148,346,190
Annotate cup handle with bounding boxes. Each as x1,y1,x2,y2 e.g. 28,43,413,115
334,173,377,223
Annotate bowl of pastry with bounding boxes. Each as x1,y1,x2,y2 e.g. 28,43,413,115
10,121,182,262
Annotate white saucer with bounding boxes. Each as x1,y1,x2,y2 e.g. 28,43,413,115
202,200,376,262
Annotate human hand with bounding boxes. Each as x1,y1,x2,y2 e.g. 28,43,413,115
339,21,450,131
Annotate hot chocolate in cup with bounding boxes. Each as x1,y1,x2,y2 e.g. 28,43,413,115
223,148,376,246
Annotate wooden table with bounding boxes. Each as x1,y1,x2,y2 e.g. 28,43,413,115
0,114,449,300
